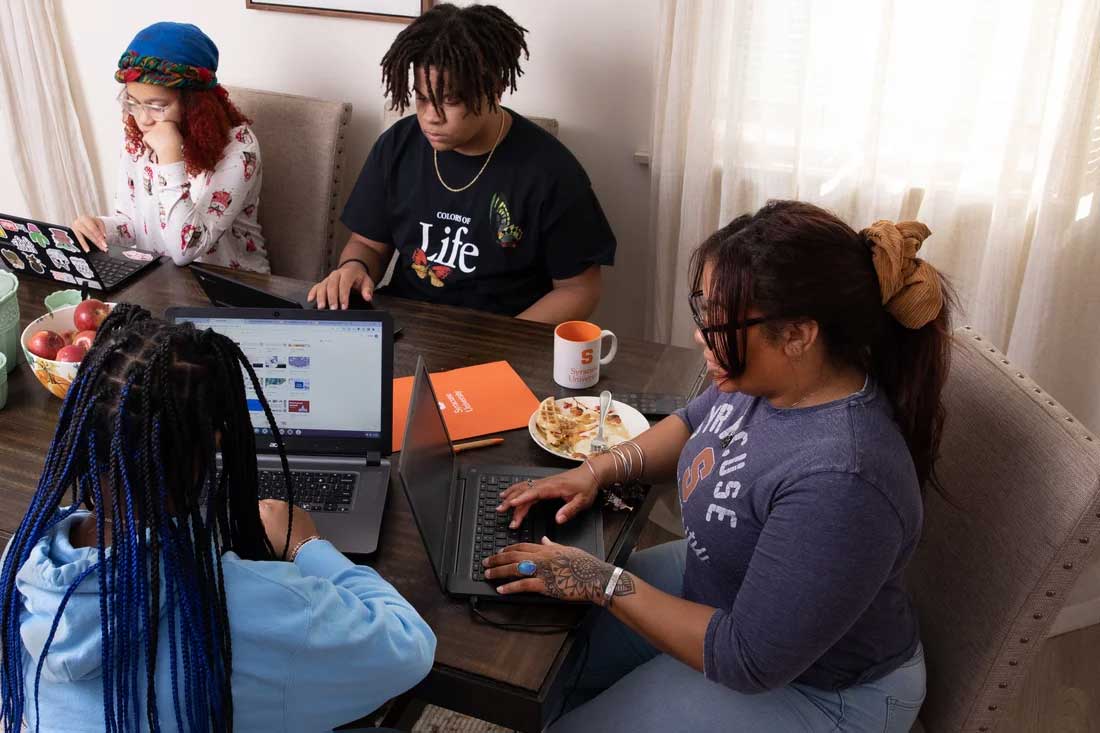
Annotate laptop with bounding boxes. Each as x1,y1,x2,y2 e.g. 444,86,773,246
189,264,399,334
166,306,394,555
0,213,161,291
398,357,604,600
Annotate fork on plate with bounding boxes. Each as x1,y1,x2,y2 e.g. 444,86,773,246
589,390,613,455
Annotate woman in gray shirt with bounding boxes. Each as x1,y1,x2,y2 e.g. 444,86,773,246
486,200,953,732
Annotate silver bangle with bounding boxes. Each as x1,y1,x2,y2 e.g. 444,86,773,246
583,458,601,489
603,566,624,607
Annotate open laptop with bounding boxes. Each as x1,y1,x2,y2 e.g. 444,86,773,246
189,264,399,334
167,306,394,555
0,212,161,291
398,357,604,600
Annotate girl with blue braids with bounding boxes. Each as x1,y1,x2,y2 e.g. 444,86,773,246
0,305,434,732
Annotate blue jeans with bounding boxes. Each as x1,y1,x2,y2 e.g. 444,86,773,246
549,540,926,732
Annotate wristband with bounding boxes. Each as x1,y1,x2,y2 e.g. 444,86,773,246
289,534,322,561
602,565,624,607
338,258,373,277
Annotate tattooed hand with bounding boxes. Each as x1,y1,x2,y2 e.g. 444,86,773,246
483,537,636,606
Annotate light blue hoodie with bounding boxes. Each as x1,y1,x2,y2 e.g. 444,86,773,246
13,511,436,732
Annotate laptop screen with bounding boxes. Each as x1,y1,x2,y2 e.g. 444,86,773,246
397,358,454,586
178,314,385,443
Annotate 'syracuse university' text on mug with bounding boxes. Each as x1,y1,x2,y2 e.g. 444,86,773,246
553,320,617,389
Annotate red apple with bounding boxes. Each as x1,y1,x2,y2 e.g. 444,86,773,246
73,299,109,332
28,330,66,360
72,330,97,351
55,344,87,363
60,330,76,345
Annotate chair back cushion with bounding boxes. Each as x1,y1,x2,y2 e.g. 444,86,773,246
226,86,351,282
907,327,1100,731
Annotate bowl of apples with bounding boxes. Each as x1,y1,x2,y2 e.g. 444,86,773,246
20,298,112,399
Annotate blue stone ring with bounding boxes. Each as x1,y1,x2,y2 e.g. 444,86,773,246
517,560,538,577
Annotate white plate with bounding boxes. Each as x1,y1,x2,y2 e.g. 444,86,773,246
528,396,650,462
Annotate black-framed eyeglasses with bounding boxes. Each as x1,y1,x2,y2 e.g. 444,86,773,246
688,290,771,344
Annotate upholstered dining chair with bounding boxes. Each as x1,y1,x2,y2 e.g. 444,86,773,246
225,86,352,283
906,327,1100,731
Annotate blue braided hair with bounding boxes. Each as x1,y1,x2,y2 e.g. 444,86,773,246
0,304,294,732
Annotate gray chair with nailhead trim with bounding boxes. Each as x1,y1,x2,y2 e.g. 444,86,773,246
226,86,352,283
904,327,1100,732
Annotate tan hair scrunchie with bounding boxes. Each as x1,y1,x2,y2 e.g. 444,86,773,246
861,220,944,329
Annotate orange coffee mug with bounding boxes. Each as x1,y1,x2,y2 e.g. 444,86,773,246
553,320,617,389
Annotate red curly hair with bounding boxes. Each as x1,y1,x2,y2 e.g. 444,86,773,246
124,86,250,177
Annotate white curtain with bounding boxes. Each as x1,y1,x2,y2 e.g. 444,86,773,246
0,0,102,221
649,0,1100,435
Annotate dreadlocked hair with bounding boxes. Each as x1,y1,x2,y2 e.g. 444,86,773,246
0,304,295,733
381,3,529,116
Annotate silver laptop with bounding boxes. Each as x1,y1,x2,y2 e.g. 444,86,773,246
167,306,394,555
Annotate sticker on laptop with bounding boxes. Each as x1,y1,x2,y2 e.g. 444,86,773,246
26,254,46,274
73,277,103,290
11,235,36,254
121,249,155,262
48,228,79,252
70,258,95,279
0,220,19,234
26,223,50,248
45,249,71,272
0,226,6,240
1,249,25,270
51,271,76,284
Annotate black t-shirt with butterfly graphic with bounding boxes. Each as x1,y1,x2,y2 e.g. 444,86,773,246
341,110,617,316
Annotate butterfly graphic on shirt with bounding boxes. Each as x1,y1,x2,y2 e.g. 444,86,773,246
489,193,523,248
410,248,453,287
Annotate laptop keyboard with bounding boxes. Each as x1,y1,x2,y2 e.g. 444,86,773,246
257,470,356,513
87,252,144,288
471,472,535,581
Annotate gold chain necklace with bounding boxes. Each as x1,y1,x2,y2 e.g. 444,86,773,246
433,111,506,193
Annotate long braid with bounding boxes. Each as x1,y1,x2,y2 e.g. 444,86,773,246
381,3,529,116
0,305,287,732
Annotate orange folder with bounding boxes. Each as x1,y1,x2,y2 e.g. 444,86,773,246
392,361,540,451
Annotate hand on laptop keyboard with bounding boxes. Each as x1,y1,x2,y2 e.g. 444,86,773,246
257,499,321,559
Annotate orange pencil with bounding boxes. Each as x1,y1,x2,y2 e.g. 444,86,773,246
453,437,505,453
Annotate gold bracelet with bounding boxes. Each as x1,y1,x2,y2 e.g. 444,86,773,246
289,534,322,561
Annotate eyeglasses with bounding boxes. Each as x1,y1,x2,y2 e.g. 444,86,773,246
688,289,771,348
117,91,173,121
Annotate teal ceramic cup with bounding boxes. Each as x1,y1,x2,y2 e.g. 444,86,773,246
44,289,83,313
0,270,19,374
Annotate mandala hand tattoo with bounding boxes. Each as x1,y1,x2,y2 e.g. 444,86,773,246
537,548,638,606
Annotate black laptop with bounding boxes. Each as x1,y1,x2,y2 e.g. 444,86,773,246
189,264,399,333
167,306,394,555
0,213,161,291
397,357,604,599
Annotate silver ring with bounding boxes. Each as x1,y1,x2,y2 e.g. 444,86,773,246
526,478,535,490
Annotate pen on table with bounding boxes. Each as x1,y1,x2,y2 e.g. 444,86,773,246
453,437,504,453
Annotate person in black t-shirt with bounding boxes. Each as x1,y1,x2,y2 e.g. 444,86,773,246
308,4,616,321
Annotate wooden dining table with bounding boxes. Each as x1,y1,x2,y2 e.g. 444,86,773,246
0,262,705,732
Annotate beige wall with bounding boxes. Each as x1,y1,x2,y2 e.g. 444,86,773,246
54,0,658,337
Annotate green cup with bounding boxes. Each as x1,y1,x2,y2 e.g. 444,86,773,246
0,351,7,409
0,270,19,374
44,289,83,313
